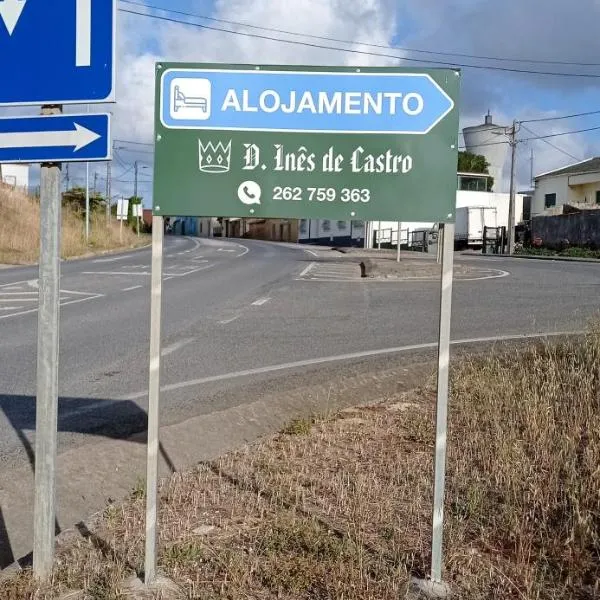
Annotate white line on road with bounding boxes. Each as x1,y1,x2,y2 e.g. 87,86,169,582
298,262,316,278
0,294,103,321
93,255,131,264
303,248,319,257
121,330,584,401
251,297,272,306
0,306,24,311
122,285,143,292
219,315,241,325
234,243,250,258
162,338,195,357
83,271,150,276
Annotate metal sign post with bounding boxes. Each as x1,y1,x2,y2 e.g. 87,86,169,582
148,63,460,588
33,106,63,581
0,0,116,580
144,215,164,584
431,222,455,584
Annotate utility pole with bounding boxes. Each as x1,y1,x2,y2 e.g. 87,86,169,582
85,160,90,243
530,148,534,188
105,162,111,226
506,120,519,255
134,160,138,200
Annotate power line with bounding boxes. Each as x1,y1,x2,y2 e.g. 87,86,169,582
520,124,582,161
114,138,154,147
119,7,600,79
520,109,600,124
118,0,600,68
460,124,600,150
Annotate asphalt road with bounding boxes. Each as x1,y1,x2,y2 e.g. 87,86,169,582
0,237,599,565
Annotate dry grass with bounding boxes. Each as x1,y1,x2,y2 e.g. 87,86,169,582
0,185,148,264
2,333,599,599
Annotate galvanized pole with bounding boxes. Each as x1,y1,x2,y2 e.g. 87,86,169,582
33,105,63,581
144,215,164,584
507,120,518,255
430,221,455,585
85,161,90,242
85,104,90,243
106,162,111,226
396,221,401,262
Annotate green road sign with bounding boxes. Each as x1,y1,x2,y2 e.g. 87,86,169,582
153,64,460,222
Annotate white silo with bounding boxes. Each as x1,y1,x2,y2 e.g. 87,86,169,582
462,113,510,192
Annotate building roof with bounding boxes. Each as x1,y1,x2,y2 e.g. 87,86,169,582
535,157,600,180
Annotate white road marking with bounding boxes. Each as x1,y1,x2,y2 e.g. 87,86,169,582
235,244,250,258
0,293,103,321
303,248,319,257
0,306,24,311
83,271,150,276
298,262,316,278
121,330,584,401
122,285,143,292
251,297,271,306
93,255,130,264
219,315,241,325
162,338,194,357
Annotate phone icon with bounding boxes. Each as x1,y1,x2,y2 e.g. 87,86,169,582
238,181,262,205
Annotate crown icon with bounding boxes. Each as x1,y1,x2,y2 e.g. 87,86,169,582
199,140,232,174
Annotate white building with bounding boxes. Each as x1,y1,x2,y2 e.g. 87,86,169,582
0,164,30,192
532,157,600,216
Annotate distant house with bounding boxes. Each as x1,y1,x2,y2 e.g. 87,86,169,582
532,157,600,216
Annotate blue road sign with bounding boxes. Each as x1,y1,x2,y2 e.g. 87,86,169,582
0,114,111,163
159,68,455,134
0,0,115,106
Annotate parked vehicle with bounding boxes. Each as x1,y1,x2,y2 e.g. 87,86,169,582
455,206,498,248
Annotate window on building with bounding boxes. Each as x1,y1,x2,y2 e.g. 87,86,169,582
545,193,557,209
322,220,331,232
337,220,347,230
299,219,307,234
596,190,600,205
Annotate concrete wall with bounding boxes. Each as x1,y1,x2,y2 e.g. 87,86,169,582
532,211,600,248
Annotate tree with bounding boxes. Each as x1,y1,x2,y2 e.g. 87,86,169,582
458,151,494,191
62,187,105,214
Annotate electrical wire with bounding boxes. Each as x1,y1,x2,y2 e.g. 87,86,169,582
118,7,600,79
118,0,600,68
520,109,600,124
520,124,582,161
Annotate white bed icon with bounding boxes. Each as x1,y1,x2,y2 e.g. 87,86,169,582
173,85,208,113
169,78,212,121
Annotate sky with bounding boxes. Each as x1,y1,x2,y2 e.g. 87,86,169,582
3,0,600,204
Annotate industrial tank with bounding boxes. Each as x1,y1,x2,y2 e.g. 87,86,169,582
462,113,510,192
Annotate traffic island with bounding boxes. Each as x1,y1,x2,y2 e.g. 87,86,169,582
1,331,598,599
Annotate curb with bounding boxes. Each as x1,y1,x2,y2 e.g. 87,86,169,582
460,252,600,264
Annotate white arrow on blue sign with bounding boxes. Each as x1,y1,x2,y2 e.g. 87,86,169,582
159,68,455,134
0,114,111,163
0,0,115,106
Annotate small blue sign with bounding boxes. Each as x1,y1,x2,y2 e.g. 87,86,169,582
159,68,455,134
0,0,115,106
0,114,111,163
